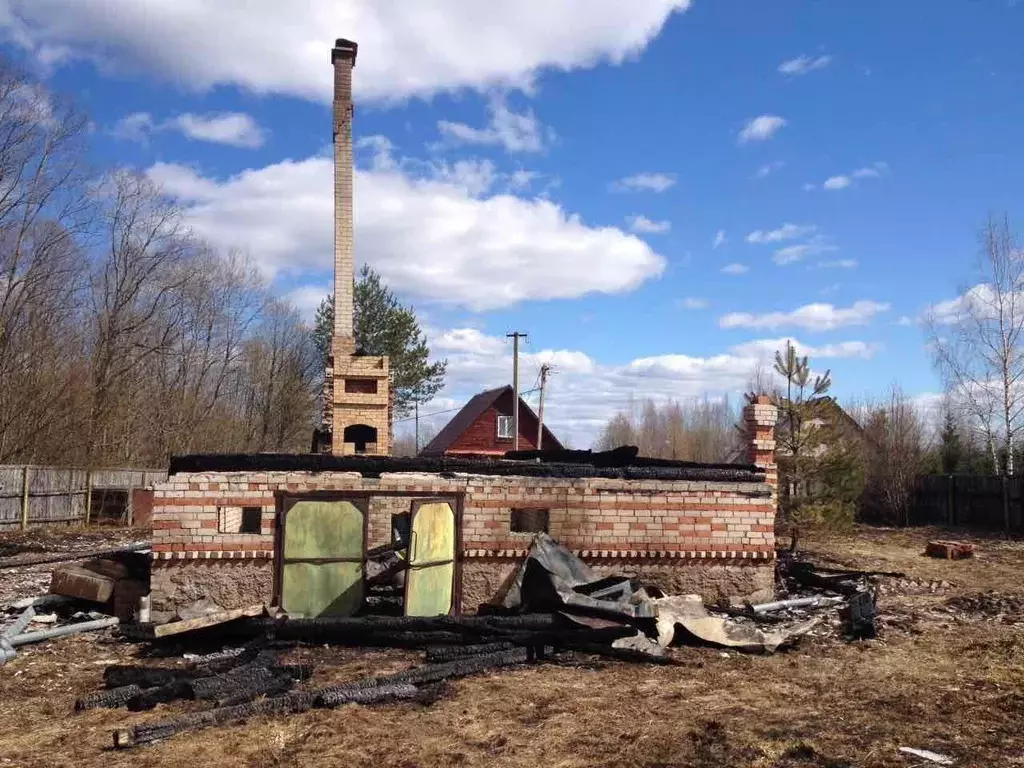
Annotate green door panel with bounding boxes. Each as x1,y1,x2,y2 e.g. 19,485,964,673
281,500,365,617
284,500,364,560
282,561,364,617
405,501,456,617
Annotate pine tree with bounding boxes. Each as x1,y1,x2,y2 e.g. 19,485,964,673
939,408,963,474
770,340,861,550
313,266,447,425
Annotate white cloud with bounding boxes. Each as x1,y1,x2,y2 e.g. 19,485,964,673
437,96,550,153
110,111,155,143
773,237,837,265
823,175,851,191
897,315,916,327
111,110,266,148
172,113,266,148
722,263,749,275
626,214,671,234
678,297,708,309
738,115,787,144
410,326,880,445
285,284,331,320
712,229,726,249
416,324,780,447
729,337,879,360
754,160,785,179
719,300,890,332
609,172,677,193
926,284,1007,326
778,54,833,76
746,223,816,244
1,1,693,102
816,259,857,269
815,162,888,191
148,147,666,312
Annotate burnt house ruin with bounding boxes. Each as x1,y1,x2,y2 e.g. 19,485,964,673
146,39,780,623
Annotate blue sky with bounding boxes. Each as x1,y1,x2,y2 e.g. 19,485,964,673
4,0,1023,446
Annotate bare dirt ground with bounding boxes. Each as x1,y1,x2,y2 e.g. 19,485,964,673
2,524,1024,768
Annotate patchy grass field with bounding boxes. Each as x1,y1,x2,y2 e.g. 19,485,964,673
2,525,1024,768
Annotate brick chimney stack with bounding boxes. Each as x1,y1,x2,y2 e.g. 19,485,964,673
743,394,778,507
331,38,358,352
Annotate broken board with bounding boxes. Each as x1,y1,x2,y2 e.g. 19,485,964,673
152,604,265,638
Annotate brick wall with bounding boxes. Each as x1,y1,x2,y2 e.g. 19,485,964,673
150,399,779,612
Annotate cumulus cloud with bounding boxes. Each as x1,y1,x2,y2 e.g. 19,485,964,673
729,337,879,360
0,0,693,102
722,263,749,275
719,300,890,332
412,325,881,446
823,175,851,191
111,111,266,148
778,54,833,76
738,115,787,144
746,223,816,244
712,229,726,249
609,172,677,193
147,146,666,311
626,214,670,234
437,96,551,153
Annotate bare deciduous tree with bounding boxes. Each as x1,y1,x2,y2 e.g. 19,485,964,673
928,215,1024,476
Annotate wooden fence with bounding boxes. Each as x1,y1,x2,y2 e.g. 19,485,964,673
914,474,1024,533
0,466,167,530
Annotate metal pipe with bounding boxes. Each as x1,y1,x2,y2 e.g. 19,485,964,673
751,596,843,613
0,638,16,665
2,605,36,640
8,617,119,647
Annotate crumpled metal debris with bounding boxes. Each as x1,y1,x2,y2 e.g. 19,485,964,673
491,535,820,654
652,595,820,654
491,534,653,620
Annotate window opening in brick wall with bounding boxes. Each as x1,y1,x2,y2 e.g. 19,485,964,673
511,508,549,533
497,414,513,439
219,506,263,534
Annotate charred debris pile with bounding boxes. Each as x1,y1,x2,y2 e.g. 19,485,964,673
89,534,890,750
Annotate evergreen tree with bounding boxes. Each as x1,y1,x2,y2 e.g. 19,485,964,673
770,340,862,550
313,266,447,424
939,408,963,474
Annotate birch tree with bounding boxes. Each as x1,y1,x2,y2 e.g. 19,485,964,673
928,215,1024,476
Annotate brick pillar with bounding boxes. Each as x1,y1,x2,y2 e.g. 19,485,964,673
332,38,357,349
744,395,778,506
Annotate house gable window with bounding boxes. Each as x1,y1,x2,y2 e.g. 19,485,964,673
496,414,513,439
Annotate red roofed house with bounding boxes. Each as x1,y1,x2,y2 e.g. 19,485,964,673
419,386,563,457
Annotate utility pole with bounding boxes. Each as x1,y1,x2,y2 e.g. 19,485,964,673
414,401,419,455
507,332,528,451
537,363,550,450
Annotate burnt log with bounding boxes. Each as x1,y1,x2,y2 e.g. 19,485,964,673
75,685,144,712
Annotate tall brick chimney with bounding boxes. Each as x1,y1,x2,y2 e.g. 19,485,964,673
319,38,391,456
331,38,357,352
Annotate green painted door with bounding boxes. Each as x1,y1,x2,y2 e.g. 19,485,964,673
404,500,457,617
281,499,365,617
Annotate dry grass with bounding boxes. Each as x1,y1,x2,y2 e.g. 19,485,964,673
3,525,1024,767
